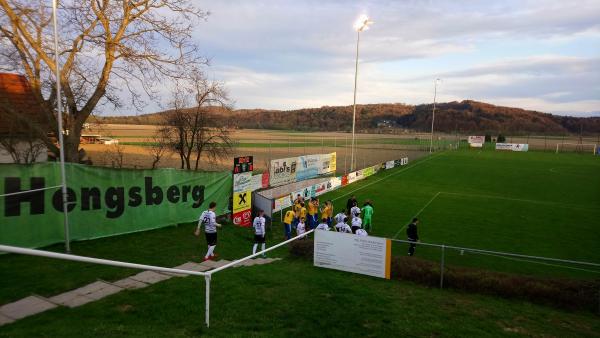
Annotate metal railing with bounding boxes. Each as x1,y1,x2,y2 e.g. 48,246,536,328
389,239,600,288
0,229,316,328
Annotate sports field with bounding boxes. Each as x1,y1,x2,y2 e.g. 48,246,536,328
1,149,599,336
319,149,600,278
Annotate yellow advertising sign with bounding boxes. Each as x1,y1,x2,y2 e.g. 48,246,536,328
233,190,252,213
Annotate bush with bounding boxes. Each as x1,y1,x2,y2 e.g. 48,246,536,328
290,245,600,312
484,134,491,143
497,134,506,142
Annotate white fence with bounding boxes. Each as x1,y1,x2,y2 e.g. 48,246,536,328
0,229,316,327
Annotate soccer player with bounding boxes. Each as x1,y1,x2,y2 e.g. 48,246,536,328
362,200,374,232
356,228,368,236
406,218,420,256
316,218,330,231
350,202,361,219
297,217,307,238
300,202,309,228
194,201,221,261
321,200,333,226
283,208,295,240
351,215,362,234
334,209,346,230
293,196,302,228
307,198,319,229
252,210,267,258
346,195,357,215
335,217,352,233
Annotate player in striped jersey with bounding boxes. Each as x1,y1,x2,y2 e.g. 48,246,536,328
356,228,368,236
194,201,221,261
252,210,267,258
351,216,362,234
335,217,352,233
316,218,330,231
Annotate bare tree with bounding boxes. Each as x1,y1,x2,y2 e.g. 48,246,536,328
103,142,125,168
149,126,172,169
0,0,208,162
163,71,234,170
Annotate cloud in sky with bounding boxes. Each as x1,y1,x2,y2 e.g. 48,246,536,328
132,0,600,116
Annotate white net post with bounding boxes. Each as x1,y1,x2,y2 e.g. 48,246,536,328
205,274,211,327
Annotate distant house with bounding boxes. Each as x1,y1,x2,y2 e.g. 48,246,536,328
0,73,52,163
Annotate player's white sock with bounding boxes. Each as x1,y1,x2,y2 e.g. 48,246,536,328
204,247,211,259
207,245,215,257
252,243,257,255
261,243,266,252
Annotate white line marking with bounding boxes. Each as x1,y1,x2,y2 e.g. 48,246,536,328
330,152,445,204
440,191,599,211
393,191,441,239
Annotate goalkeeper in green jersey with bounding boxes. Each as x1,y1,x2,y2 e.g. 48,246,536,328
362,200,374,232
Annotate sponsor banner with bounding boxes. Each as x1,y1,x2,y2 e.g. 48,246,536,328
269,157,298,187
319,152,337,175
394,159,402,167
233,156,253,174
233,172,252,193
341,175,348,186
329,176,342,190
249,172,269,192
0,163,232,248
273,195,292,212
496,143,529,152
314,230,391,279
232,209,252,228
297,154,322,181
468,136,485,144
233,190,252,213
385,160,395,169
363,166,376,177
469,143,483,148
269,153,337,187
402,157,409,165
347,170,364,184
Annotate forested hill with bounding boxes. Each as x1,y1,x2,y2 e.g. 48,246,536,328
97,100,600,134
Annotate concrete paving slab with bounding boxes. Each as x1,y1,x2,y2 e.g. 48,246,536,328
49,291,94,308
129,271,172,284
0,296,57,319
169,262,210,275
0,313,15,326
199,259,231,269
84,283,122,301
111,278,148,290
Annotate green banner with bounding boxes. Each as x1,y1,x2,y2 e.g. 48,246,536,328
0,163,232,248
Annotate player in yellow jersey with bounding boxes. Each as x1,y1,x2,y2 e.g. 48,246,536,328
283,209,295,240
321,200,333,227
307,197,319,229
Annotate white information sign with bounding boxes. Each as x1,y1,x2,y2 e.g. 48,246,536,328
314,230,391,279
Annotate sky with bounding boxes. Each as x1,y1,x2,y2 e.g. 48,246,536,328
160,0,600,116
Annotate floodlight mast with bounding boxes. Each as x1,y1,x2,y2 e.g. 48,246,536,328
429,78,442,153
350,15,372,172
52,0,71,252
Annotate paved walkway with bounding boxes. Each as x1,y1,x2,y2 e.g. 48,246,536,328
0,257,281,326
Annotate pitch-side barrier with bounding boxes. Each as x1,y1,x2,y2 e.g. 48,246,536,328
0,229,315,327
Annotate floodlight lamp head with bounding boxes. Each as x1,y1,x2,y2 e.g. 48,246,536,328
354,14,373,32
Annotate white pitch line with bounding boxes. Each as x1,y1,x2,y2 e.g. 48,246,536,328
393,191,441,239
440,191,599,211
330,152,445,204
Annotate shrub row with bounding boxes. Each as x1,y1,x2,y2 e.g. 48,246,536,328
289,240,600,313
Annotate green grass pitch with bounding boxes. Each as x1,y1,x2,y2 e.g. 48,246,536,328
1,148,599,336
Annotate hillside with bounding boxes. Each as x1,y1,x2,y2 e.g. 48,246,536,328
95,100,600,135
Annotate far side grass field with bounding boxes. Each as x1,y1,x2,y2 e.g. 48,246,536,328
318,149,600,278
1,149,599,336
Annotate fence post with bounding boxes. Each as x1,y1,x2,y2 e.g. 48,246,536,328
440,244,445,289
205,274,211,327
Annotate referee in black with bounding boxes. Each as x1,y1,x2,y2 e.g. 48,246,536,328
406,218,420,256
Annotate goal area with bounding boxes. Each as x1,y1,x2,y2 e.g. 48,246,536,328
555,143,597,154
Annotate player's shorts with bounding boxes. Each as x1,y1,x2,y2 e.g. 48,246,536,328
351,226,360,234
205,232,217,246
254,234,266,243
